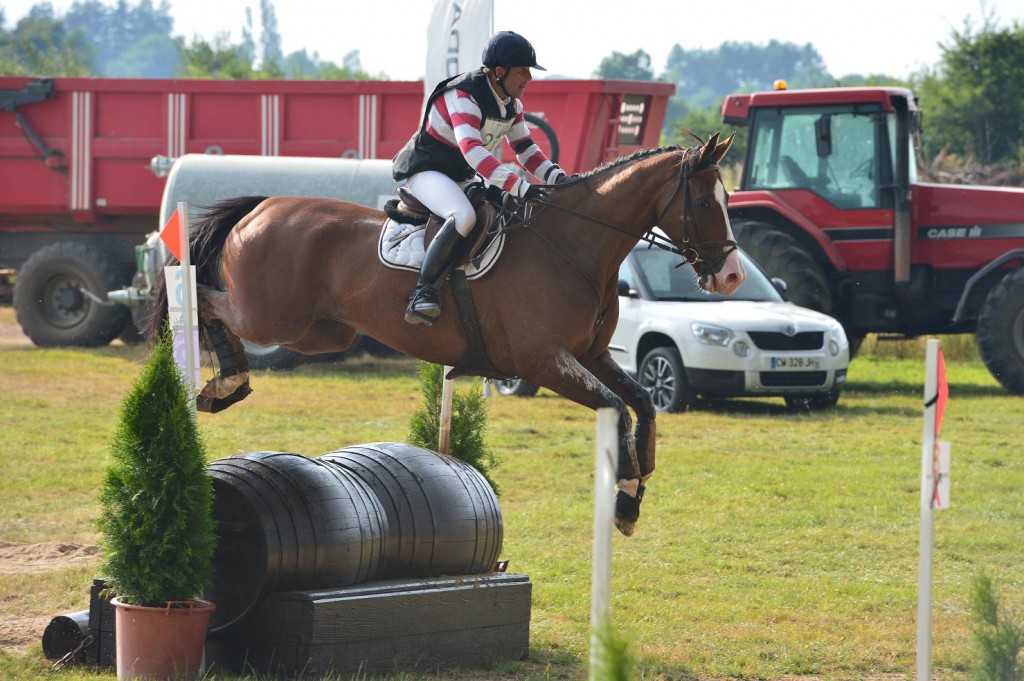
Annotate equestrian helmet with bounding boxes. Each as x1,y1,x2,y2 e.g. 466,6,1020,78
481,31,546,71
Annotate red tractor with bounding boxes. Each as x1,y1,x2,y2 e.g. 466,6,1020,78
721,82,1024,393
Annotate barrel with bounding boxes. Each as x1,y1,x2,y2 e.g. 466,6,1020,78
205,451,387,634
41,610,92,662
320,442,503,579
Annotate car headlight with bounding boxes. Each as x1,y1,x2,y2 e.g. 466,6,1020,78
828,325,847,356
691,322,734,347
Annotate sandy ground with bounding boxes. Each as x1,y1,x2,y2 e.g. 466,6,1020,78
0,305,30,346
0,542,103,655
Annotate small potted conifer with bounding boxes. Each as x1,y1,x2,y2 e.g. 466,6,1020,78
97,326,217,680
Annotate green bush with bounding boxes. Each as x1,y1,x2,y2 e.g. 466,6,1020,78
407,362,500,494
971,572,1024,681
97,327,216,606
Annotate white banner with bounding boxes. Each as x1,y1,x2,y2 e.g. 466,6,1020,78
425,0,493,99
164,265,200,388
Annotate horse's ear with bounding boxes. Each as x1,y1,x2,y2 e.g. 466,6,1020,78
699,132,721,166
710,132,736,165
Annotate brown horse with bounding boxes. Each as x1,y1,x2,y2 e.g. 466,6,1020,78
175,133,744,536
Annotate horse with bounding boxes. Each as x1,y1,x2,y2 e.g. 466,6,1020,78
165,132,745,536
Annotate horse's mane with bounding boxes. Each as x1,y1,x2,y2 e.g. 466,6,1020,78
580,142,703,180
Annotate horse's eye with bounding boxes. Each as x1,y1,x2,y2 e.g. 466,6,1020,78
696,196,711,209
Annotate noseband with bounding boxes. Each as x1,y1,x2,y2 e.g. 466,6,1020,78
650,159,737,276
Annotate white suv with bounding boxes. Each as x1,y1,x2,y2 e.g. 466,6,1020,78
495,247,849,412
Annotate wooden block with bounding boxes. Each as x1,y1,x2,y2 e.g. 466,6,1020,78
206,573,531,677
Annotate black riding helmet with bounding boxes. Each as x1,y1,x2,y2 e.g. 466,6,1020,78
481,31,546,70
482,31,545,99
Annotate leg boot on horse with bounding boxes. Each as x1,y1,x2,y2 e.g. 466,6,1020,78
405,215,465,325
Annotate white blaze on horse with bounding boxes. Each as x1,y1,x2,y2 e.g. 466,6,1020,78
155,132,744,536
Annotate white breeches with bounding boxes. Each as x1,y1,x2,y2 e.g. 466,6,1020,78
404,171,476,237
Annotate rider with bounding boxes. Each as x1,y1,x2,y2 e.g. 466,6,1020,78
393,30,569,326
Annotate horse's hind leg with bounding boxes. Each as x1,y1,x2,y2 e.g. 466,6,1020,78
196,288,253,413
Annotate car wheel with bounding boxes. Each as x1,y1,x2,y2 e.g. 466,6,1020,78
785,391,841,412
638,346,696,413
493,378,540,397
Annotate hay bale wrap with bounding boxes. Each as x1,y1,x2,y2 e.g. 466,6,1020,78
205,451,387,634
320,442,503,578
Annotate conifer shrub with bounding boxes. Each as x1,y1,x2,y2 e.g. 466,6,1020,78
97,327,216,607
407,362,500,494
972,572,1024,681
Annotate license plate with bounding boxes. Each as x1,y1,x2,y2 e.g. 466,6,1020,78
769,356,821,369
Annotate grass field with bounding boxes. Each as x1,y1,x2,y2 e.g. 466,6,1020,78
0,305,1021,680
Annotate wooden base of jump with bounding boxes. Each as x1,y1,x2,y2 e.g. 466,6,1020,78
205,572,532,677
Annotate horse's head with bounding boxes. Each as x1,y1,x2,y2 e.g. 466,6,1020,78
659,133,746,295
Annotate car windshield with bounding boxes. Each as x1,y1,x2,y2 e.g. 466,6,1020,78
629,248,783,302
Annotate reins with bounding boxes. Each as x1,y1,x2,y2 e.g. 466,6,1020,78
499,154,737,273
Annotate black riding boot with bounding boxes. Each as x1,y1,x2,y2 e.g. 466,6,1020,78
405,216,465,325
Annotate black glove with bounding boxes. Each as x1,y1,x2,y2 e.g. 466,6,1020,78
553,172,575,185
524,184,545,200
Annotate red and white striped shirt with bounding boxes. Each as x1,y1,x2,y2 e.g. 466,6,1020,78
424,84,563,198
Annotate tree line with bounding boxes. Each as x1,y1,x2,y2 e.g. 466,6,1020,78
2,1,1022,169
595,12,1024,170
0,0,374,80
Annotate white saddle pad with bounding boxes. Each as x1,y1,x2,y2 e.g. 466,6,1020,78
377,219,505,280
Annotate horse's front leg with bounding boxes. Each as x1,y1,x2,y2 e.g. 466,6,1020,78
583,351,657,537
539,349,642,536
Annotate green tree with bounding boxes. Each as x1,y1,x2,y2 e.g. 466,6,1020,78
0,5,92,75
593,48,654,80
176,32,254,78
407,362,500,494
258,0,282,74
97,327,216,606
914,15,1024,164
65,0,174,76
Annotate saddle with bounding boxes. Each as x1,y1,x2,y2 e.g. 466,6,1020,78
384,183,498,270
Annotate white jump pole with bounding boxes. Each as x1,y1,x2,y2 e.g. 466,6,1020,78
590,408,617,680
438,365,455,455
177,201,197,411
916,338,941,681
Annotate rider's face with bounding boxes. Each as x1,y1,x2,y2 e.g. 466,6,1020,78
496,66,533,99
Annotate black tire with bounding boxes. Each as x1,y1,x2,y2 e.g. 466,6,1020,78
785,390,841,412
638,346,696,413
977,268,1024,394
523,112,559,165
732,221,833,313
493,378,540,397
241,340,301,371
13,242,131,347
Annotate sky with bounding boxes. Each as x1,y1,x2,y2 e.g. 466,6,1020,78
3,0,1023,81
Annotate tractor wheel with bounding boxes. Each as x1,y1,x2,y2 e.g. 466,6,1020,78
977,268,1024,394
732,221,833,314
13,242,131,347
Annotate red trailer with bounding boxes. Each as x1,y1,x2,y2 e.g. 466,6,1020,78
0,76,673,345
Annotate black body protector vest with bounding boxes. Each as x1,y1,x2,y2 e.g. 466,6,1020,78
392,69,517,182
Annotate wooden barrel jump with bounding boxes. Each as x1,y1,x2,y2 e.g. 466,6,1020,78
320,442,503,579
205,451,388,634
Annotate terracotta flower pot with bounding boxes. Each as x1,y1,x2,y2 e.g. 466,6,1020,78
112,598,215,680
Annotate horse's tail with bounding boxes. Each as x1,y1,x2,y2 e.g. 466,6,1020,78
145,196,268,342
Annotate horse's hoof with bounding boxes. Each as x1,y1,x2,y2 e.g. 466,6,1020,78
613,486,645,537
196,378,252,413
614,517,636,537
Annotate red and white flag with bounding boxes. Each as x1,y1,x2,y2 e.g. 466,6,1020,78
159,208,185,262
